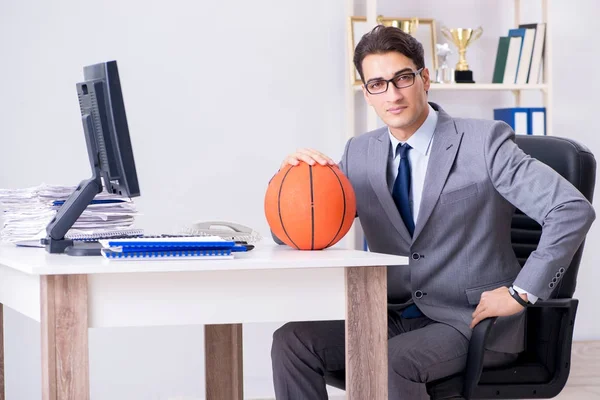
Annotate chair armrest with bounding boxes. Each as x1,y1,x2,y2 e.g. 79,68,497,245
463,317,497,399
462,298,578,399
529,298,574,308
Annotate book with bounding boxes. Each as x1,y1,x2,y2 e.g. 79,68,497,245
519,23,546,84
503,35,523,84
492,37,510,83
515,27,536,84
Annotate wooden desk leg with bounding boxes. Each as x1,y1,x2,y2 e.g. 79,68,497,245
204,324,243,400
40,275,89,400
0,303,4,400
345,266,388,400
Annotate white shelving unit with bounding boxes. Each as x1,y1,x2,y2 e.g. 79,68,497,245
353,83,549,91
344,0,552,250
346,0,552,134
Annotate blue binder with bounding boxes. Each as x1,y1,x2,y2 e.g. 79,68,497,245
528,107,546,135
493,108,530,135
493,107,547,135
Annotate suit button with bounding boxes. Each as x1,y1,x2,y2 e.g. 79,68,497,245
415,290,424,299
559,267,566,273
552,277,558,283
412,253,421,260
549,282,555,289
556,272,561,278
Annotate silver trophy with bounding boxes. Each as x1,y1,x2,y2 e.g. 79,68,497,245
435,43,454,84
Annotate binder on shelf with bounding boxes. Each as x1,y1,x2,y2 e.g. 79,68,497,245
493,107,546,135
529,107,546,135
494,108,529,135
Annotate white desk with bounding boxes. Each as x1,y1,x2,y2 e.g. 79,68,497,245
0,242,407,400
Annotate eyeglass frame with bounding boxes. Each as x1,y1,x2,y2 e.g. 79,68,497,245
364,67,425,95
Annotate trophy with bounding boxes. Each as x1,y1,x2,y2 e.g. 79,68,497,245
441,26,483,83
377,16,419,36
435,43,454,83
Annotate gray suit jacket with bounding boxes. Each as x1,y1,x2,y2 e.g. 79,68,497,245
339,102,595,353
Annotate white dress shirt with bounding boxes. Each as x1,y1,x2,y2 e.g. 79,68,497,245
386,104,537,304
387,103,437,225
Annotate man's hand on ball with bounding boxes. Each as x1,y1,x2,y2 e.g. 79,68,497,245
281,148,336,169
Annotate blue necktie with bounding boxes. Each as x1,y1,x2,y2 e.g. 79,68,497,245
392,143,415,236
392,143,423,319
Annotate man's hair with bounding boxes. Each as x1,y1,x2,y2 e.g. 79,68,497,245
353,25,425,83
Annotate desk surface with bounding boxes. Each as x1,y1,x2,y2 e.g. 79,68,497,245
0,242,408,275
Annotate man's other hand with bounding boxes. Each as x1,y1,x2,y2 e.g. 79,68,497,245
470,286,526,329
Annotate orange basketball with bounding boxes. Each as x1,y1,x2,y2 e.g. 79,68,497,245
264,163,356,250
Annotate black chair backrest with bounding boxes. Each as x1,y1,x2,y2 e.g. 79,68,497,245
512,135,596,373
512,135,596,298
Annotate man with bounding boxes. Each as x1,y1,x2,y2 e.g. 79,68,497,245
271,25,595,399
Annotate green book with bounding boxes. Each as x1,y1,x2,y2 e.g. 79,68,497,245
492,37,510,83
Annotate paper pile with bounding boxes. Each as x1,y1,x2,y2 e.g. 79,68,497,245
0,183,141,244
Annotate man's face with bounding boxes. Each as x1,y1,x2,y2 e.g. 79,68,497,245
361,52,430,135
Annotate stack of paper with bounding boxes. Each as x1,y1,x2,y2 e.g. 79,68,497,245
0,183,141,245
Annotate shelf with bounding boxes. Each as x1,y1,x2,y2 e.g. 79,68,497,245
353,83,547,91
429,83,548,91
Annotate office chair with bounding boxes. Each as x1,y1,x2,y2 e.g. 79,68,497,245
324,135,597,399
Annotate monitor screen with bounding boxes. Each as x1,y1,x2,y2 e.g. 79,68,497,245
81,61,140,197
45,60,140,255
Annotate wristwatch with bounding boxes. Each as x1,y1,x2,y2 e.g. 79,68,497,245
508,286,530,307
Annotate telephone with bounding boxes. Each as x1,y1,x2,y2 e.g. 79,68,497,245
180,221,262,244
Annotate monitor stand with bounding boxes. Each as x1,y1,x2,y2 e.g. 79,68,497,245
64,242,103,256
44,169,103,255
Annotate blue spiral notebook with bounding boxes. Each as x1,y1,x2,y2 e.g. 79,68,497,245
101,248,234,260
99,236,239,260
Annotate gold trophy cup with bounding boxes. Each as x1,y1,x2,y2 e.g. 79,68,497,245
441,26,483,83
377,16,419,36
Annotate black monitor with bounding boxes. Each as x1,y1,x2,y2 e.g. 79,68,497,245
44,60,140,255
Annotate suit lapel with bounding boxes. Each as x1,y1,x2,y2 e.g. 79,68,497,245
367,129,413,244
412,106,463,242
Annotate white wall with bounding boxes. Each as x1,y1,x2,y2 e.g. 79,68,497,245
1,0,599,399
0,0,347,399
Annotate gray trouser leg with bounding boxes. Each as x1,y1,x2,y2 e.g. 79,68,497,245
271,313,517,400
271,320,344,400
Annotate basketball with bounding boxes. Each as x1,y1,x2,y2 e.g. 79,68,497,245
264,163,356,250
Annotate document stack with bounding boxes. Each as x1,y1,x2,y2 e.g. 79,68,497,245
0,183,142,246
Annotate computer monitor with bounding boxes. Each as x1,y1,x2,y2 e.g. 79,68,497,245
44,60,140,255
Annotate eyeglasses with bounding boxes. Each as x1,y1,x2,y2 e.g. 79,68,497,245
365,68,424,95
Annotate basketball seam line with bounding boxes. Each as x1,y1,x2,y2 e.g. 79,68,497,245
278,167,300,250
325,165,347,249
309,165,315,250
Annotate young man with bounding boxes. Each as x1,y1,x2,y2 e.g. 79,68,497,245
271,26,595,399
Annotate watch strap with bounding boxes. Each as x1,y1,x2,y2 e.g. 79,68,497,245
509,286,530,307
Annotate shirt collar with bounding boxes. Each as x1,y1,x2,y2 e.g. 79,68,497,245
389,103,438,158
